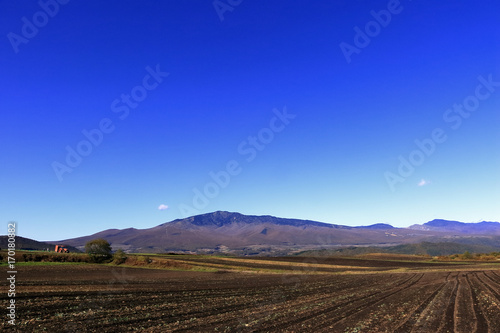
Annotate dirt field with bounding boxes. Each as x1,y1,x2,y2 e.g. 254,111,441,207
2,257,500,332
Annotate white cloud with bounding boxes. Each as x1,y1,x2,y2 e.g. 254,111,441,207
158,204,169,210
418,179,431,187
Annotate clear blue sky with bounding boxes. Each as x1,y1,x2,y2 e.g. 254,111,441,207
1,0,499,241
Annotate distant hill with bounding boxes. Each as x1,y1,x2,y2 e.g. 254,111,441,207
48,212,500,254
409,219,500,235
0,236,80,252
355,223,395,230
167,211,346,229
54,211,459,253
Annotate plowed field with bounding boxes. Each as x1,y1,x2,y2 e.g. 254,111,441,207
2,258,500,332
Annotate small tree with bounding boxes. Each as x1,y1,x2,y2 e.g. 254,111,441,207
112,249,127,265
462,250,473,260
85,239,112,263
137,255,151,264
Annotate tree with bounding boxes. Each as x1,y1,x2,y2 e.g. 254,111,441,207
112,249,127,265
85,238,112,263
462,250,473,260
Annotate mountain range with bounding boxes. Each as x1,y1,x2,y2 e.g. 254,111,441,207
0,236,80,252
54,211,500,254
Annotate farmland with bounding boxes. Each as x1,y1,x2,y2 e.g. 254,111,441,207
2,255,500,332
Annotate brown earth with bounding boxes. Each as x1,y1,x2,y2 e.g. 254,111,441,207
2,258,500,332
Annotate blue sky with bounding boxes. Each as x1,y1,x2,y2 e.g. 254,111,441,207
1,0,499,241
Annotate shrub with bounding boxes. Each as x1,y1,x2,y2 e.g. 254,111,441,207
137,255,151,264
113,249,127,265
462,251,473,260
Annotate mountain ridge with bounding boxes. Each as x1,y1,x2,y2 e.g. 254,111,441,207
0,236,81,252
164,211,347,229
52,211,500,254
409,219,500,234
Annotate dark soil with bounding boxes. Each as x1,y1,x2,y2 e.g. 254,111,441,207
2,261,499,332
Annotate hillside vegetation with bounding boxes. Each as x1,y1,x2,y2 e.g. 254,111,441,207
297,241,500,257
